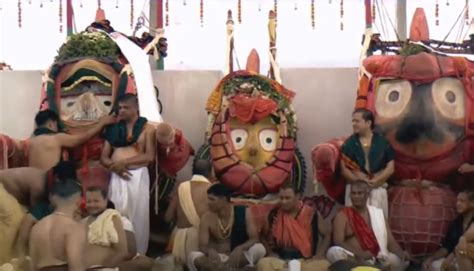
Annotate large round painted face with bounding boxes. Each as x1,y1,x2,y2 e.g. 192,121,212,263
228,116,279,170
60,81,113,122
374,77,465,160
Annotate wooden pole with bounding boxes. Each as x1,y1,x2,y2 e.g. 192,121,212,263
365,0,372,28
396,0,407,41
66,0,73,36
149,0,164,70
268,10,277,80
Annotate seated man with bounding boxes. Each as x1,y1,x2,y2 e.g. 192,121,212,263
327,180,410,271
257,181,331,271
341,109,394,217
83,186,154,271
101,94,156,254
0,167,42,264
0,162,75,265
164,159,212,265
455,222,474,271
29,177,86,271
187,183,266,271
422,190,474,271
29,109,115,170
13,162,78,266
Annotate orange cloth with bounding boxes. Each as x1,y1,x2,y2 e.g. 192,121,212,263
271,202,314,258
228,94,278,124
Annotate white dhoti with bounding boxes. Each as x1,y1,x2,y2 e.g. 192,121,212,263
345,184,388,218
108,167,149,254
187,243,266,271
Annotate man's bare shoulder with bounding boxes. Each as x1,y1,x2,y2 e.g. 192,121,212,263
143,124,156,135
201,211,214,223
334,208,348,222
31,215,51,234
68,220,86,233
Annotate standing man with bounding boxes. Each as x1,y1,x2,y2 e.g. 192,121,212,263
187,183,266,271
257,181,331,271
341,108,394,216
327,180,410,271
29,177,86,271
101,93,156,254
29,109,114,170
165,159,212,265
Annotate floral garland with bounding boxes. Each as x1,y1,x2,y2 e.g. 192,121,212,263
222,75,298,137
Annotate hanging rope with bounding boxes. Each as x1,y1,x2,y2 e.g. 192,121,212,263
374,0,387,38
440,4,467,44
380,0,399,41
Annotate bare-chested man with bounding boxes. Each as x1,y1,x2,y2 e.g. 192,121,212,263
0,161,76,265
100,93,156,255
327,180,410,271
30,177,86,271
165,159,212,265
187,183,266,271
29,109,114,170
82,186,154,271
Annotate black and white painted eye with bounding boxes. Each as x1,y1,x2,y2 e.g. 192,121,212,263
432,77,465,120
67,101,75,107
230,129,248,150
375,79,412,118
103,101,112,106
259,129,277,152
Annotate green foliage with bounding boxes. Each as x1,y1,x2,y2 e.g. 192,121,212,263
399,44,429,56
55,32,119,62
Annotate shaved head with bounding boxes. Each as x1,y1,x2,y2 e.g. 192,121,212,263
156,122,175,144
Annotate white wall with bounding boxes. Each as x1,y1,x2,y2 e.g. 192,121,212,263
0,68,357,192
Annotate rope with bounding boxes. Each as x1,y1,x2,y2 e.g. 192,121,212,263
455,17,466,43
440,4,467,44
233,45,241,71
379,0,400,41
375,0,388,38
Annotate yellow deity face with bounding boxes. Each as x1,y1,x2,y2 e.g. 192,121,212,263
228,116,279,170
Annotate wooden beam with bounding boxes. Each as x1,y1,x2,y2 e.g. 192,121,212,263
149,0,164,70
66,0,73,36
396,0,407,41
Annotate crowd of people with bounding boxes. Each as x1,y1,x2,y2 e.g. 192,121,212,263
1,94,474,271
